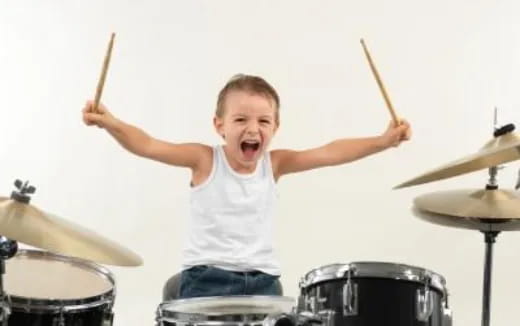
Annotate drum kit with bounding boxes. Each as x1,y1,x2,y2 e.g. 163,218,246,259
3,34,518,326
0,180,141,325
153,120,520,326
0,120,518,326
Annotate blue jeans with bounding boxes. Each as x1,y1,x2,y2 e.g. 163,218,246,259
179,265,283,299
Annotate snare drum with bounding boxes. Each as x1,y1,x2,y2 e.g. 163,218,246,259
4,249,116,326
298,262,452,326
156,295,295,326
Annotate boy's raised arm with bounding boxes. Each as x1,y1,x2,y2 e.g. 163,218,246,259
82,100,208,169
272,120,411,179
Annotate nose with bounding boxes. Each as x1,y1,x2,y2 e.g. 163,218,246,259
245,121,259,134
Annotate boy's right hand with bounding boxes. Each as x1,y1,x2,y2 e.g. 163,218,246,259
82,100,116,129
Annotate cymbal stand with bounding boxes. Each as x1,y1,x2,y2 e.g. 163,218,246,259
480,121,512,326
482,158,498,326
481,231,499,326
0,237,18,326
0,180,34,325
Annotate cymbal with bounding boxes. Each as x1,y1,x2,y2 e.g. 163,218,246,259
0,197,143,266
395,131,520,189
413,188,520,231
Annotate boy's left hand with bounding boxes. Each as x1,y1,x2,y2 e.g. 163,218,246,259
380,119,412,148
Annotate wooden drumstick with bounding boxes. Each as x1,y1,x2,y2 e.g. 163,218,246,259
93,33,115,113
360,38,399,125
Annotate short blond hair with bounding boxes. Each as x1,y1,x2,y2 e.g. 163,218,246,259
216,74,280,124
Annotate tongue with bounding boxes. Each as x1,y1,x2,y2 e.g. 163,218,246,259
243,147,256,160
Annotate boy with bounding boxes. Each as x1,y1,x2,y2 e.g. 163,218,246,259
82,74,411,299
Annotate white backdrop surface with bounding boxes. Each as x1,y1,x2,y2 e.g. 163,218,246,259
2,1,520,325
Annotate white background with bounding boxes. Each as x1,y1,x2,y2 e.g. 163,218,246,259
2,1,520,325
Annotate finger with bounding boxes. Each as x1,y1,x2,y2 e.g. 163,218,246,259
91,103,104,114
97,102,108,113
84,113,102,124
406,128,412,140
397,122,410,133
83,101,96,113
400,129,411,141
83,117,94,126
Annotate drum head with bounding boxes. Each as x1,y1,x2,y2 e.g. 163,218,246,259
4,249,114,301
161,296,295,315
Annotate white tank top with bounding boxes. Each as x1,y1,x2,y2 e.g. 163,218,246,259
181,145,281,275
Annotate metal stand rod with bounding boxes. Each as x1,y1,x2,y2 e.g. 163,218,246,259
482,231,499,326
0,237,17,326
0,260,4,297
0,260,8,326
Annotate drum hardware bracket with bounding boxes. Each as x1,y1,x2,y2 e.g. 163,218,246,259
303,289,326,314
305,296,317,313
155,304,163,326
441,288,453,326
336,265,355,280
52,306,66,326
103,300,115,326
315,287,327,307
10,179,36,204
493,123,515,138
0,237,18,261
342,270,358,316
486,166,503,190
0,295,10,326
415,273,434,322
442,306,453,326
316,310,335,326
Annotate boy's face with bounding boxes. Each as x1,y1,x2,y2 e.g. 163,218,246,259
214,90,278,167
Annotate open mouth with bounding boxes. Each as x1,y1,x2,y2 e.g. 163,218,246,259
240,140,261,159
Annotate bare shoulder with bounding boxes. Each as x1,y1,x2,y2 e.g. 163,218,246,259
191,143,213,171
269,149,285,181
270,149,301,180
270,149,288,172
189,144,214,186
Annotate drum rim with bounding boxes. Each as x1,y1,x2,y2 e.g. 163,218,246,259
6,249,116,312
300,262,447,293
157,295,294,321
157,311,269,324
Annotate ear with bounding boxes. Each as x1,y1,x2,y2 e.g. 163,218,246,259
273,121,279,135
213,116,225,138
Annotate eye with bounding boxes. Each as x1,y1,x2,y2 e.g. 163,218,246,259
260,119,271,124
234,118,245,122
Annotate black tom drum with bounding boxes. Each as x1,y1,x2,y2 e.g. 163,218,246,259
298,262,452,326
